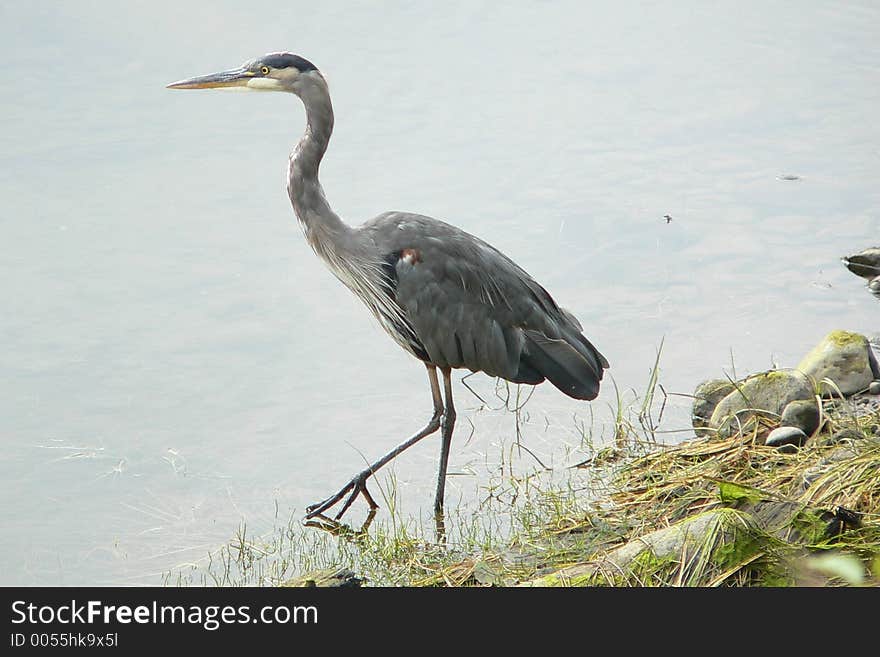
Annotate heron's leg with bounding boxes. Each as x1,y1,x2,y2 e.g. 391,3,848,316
305,365,445,520
433,367,456,515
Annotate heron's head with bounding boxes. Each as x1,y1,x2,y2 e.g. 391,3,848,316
167,52,321,94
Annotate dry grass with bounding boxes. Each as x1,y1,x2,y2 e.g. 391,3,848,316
412,399,880,587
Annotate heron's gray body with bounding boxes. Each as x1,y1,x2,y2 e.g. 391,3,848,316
351,212,607,400
168,52,608,519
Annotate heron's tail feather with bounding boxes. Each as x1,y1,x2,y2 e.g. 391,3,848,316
522,329,606,401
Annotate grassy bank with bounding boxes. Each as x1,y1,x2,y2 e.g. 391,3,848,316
170,384,879,587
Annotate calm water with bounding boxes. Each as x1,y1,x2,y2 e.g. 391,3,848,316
1,2,878,585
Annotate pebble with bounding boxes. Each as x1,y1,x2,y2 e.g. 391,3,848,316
780,399,821,436
868,381,880,395
765,426,807,449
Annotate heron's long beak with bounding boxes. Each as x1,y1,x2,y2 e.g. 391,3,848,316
166,66,253,90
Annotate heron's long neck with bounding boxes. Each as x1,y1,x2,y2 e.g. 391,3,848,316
287,77,415,350
288,80,353,263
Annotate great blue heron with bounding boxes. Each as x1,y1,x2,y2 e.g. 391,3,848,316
168,52,609,520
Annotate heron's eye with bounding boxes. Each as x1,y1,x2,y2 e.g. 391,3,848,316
260,66,270,75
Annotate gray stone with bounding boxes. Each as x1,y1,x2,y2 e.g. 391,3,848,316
519,509,755,586
282,568,362,587
870,276,880,300
797,330,874,396
765,426,807,449
692,379,736,433
842,247,880,280
779,398,821,436
802,446,859,489
823,428,866,445
869,381,880,396
709,370,813,437
869,336,880,378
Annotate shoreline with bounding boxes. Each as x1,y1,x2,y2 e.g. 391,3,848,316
283,330,880,587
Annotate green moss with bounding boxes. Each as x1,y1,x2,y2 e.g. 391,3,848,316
827,330,867,348
630,549,678,579
790,509,832,545
755,568,795,587
579,549,681,587
711,534,759,570
717,480,765,505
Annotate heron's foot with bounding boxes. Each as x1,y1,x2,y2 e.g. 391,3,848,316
304,508,377,537
304,470,378,521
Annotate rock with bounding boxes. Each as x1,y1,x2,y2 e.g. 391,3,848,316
709,370,813,437
869,381,880,396
843,247,880,279
282,568,362,587
779,398,821,436
842,247,880,280
869,336,880,378
822,389,880,424
822,428,866,445
802,446,859,489
519,509,756,586
692,379,736,433
821,445,860,464
796,330,874,397
869,276,880,300
765,426,807,449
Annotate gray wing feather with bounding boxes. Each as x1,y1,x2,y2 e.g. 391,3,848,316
357,212,608,400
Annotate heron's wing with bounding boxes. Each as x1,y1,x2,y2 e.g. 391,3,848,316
359,212,608,400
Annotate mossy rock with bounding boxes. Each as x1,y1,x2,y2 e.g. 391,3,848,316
709,370,813,437
692,379,736,434
520,508,759,587
797,330,873,396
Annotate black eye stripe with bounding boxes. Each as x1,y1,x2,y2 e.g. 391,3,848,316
260,53,317,72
